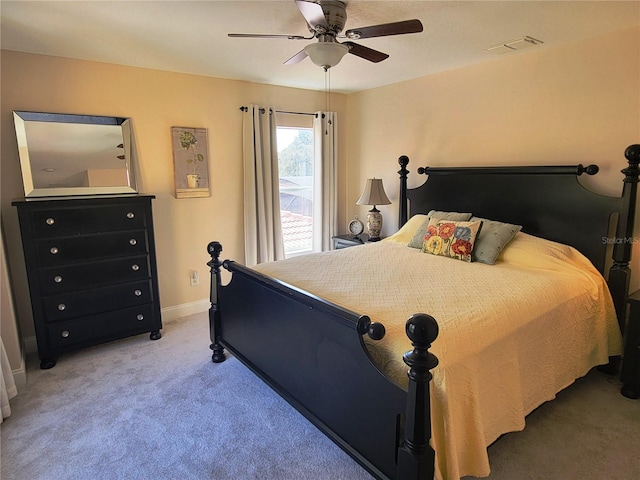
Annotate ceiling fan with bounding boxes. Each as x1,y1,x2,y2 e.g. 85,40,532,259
228,0,424,70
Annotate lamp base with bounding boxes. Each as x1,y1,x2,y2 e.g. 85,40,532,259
366,207,383,241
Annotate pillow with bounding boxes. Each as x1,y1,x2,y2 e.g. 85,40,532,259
500,232,578,267
407,210,472,249
421,218,483,262
470,216,522,265
384,214,430,244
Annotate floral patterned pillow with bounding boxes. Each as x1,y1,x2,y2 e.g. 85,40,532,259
421,218,483,262
407,211,472,249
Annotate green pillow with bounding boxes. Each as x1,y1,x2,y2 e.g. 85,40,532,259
470,216,522,264
407,210,472,249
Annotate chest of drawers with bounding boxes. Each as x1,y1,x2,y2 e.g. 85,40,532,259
12,195,162,368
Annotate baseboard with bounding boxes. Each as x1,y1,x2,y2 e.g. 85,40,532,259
24,336,38,356
161,299,210,323
22,299,211,356
12,355,27,389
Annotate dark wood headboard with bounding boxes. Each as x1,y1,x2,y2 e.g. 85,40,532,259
397,145,640,332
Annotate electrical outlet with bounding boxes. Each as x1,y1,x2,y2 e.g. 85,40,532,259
190,270,199,287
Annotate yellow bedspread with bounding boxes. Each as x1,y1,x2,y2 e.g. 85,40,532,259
254,216,622,480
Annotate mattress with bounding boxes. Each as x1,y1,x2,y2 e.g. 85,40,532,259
254,216,622,479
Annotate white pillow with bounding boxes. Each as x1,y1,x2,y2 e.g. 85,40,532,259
383,214,430,244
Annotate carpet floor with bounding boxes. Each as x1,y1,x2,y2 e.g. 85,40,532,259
1,312,638,479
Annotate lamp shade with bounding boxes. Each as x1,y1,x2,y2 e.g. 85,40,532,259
304,42,349,69
356,178,391,206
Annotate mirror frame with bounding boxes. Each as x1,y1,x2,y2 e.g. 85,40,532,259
13,111,138,197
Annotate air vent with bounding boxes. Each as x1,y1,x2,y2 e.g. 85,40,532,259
486,36,543,54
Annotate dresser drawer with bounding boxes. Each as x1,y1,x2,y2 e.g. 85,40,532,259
31,203,147,237
39,255,150,294
35,230,148,267
46,304,157,350
43,280,153,322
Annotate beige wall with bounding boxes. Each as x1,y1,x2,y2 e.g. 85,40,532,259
2,25,639,349
346,26,640,287
0,51,347,342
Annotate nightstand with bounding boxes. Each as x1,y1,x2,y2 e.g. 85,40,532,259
332,234,370,249
621,290,640,399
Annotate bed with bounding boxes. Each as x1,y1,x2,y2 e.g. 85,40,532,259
207,144,639,480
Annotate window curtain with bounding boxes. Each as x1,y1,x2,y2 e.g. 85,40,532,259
242,105,285,267
312,112,338,252
1,339,17,423
1,229,18,424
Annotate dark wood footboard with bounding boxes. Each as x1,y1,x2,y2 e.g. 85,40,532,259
207,242,439,480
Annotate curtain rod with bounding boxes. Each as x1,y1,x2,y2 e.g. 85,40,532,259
239,106,317,117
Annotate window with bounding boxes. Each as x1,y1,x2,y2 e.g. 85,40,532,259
277,127,314,256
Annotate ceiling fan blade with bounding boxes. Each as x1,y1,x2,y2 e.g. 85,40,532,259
284,49,308,65
295,0,329,30
344,19,423,39
342,42,389,63
228,33,309,40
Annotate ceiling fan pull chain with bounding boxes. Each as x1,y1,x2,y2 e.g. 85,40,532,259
325,68,330,134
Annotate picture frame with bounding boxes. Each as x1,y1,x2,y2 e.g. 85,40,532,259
171,126,210,198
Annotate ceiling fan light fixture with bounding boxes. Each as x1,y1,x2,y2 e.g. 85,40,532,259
304,42,349,69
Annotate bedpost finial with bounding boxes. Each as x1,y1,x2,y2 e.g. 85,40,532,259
398,156,410,229
405,313,439,348
398,155,410,178
625,144,640,165
399,313,438,479
622,144,640,183
207,241,223,259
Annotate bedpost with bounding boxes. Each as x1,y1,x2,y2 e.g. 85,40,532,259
398,155,410,228
608,144,640,333
207,241,226,363
397,313,439,480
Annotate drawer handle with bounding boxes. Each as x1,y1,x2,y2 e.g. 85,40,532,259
137,314,144,321
54,275,63,283
46,217,55,225
61,330,70,338
129,239,137,246
134,289,142,296
50,247,59,255
57,303,66,311
131,264,140,271
126,212,135,219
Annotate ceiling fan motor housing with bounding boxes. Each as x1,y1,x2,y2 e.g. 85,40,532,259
315,0,347,36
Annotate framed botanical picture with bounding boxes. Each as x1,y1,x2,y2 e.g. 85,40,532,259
171,127,211,198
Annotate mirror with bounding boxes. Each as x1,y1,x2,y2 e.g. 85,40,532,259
13,111,138,197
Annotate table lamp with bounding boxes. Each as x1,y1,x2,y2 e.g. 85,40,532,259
356,178,391,241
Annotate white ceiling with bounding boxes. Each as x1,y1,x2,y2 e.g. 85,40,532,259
1,1,639,94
